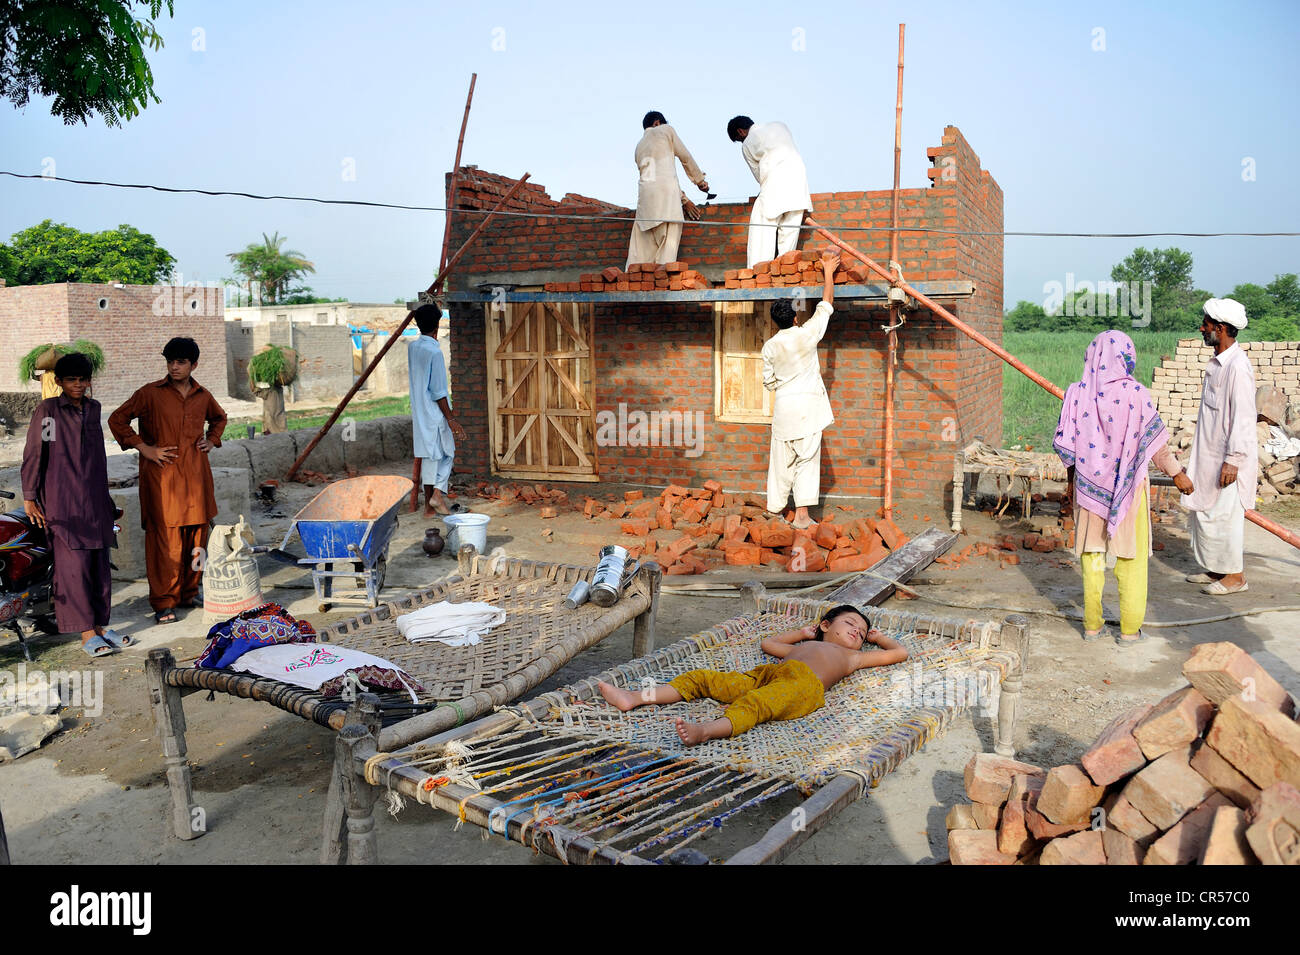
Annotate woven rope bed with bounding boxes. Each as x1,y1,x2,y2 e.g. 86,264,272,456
329,587,1030,865
144,548,662,844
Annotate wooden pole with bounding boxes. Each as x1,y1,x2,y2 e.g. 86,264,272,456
883,23,905,518
414,72,477,513
808,219,1300,551
286,171,532,481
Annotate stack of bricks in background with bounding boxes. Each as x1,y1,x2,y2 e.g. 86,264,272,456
445,126,1004,503
723,250,870,288
947,641,1300,865
1150,338,1300,497
545,262,713,293
582,481,909,574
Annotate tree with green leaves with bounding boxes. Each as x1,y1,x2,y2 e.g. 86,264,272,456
0,1,175,127
1230,275,1300,341
0,219,175,285
1109,246,1203,332
226,232,316,305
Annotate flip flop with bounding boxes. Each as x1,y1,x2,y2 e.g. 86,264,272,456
101,629,135,649
1201,580,1249,595
81,634,119,657
1082,625,1111,642
154,609,178,624
1114,629,1149,647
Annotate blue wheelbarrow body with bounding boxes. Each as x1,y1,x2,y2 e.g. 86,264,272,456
277,475,414,610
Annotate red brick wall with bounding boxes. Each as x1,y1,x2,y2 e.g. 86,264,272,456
446,126,1003,503
0,285,73,392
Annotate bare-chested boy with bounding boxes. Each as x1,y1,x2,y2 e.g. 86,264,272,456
597,605,907,746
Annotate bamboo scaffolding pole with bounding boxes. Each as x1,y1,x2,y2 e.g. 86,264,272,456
286,171,532,482
413,72,477,512
807,219,1300,550
882,23,905,518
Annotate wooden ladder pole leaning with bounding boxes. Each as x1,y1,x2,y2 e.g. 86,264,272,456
414,71,478,512
807,219,1300,551
882,22,905,518
286,171,532,482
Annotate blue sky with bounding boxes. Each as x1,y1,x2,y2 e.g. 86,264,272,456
1,0,1296,307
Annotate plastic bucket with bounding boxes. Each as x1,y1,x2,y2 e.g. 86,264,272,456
443,512,490,554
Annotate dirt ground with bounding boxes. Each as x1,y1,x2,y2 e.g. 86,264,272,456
2,461,1298,865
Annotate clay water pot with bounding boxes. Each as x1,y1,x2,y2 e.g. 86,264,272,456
422,527,445,557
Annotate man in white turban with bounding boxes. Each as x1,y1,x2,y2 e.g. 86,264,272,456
627,111,710,269
727,115,813,268
1182,298,1257,594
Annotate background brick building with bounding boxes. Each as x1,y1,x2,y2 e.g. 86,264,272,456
444,125,1003,504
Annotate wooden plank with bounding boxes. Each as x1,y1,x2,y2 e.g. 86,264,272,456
445,281,978,304
724,773,864,865
827,526,957,606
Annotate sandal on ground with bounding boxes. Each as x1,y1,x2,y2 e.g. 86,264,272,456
81,634,119,657
1184,572,1215,583
1082,625,1112,642
101,629,135,649
1114,629,1149,647
154,609,179,624
1201,580,1249,595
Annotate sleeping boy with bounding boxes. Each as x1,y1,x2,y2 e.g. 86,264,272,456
597,604,907,746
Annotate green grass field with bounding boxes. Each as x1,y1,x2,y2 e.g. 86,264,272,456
1002,331,1185,449
226,394,412,437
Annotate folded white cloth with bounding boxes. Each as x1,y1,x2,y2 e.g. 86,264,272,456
396,600,506,646
232,644,402,690
1264,425,1300,461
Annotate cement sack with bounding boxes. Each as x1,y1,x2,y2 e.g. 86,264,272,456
203,515,264,623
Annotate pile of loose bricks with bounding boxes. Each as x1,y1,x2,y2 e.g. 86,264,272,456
584,482,910,575
723,249,871,289
544,262,713,293
948,641,1299,865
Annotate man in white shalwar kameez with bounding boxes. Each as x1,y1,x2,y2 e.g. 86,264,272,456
627,111,710,269
762,251,839,529
1181,298,1257,594
409,304,466,517
727,116,813,268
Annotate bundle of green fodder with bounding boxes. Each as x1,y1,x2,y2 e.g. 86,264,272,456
19,340,106,380
248,344,299,387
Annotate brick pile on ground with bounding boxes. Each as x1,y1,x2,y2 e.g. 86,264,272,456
724,249,870,289
543,262,712,293
467,481,571,519
946,641,1299,865
581,483,911,576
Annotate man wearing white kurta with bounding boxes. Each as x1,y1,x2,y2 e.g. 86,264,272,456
1181,298,1257,595
627,112,710,269
727,116,813,268
762,252,839,528
409,304,466,517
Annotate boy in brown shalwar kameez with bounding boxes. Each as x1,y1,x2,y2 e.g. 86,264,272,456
109,338,227,623
21,353,131,656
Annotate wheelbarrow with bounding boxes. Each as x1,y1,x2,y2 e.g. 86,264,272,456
268,475,413,611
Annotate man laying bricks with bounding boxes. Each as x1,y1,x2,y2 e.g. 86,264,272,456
597,605,907,745
763,249,839,529
727,115,813,267
627,110,711,269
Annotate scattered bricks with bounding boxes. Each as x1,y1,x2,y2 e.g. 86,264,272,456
643,537,657,555
828,553,874,572
860,539,890,567
583,499,602,518
946,804,978,831
1102,828,1147,865
606,502,629,519
1123,746,1216,831
1025,792,1089,840
1001,553,1021,566
1190,740,1262,809
1133,686,1213,760
695,532,721,549
759,523,795,548
725,543,761,565
876,517,907,550
1038,763,1107,825
1245,783,1300,864
624,489,643,502
682,524,710,538
814,522,838,549
708,517,724,535
760,548,782,565
656,508,674,531
1248,781,1300,825
629,500,655,518
1145,793,1233,865
971,802,1002,829
723,514,743,539
1032,538,1055,553
1021,533,1040,550
1040,829,1106,866
803,548,828,572
677,504,703,525
996,535,1017,551
620,520,651,536
1105,794,1160,844
665,563,694,575
539,506,557,519
669,535,698,557
1201,806,1256,865
1182,641,1296,717
947,830,1016,866
1205,696,1300,791
688,487,712,498
997,774,1044,857
665,484,689,497
712,491,725,509
964,753,1046,805
693,547,726,563
1082,704,1153,786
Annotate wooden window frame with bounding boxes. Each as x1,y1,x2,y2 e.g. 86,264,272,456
713,301,775,424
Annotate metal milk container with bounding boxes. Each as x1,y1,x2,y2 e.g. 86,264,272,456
589,544,628,607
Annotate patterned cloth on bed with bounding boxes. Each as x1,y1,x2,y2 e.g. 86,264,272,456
194,603,318,669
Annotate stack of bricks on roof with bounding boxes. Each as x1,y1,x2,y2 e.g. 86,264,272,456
445,126,1004,503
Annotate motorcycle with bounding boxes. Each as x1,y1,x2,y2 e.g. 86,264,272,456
0,488,121,660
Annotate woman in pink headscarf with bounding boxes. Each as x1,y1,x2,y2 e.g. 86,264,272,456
1053,330,1194,645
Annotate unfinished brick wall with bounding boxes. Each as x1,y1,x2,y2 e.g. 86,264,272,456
445,126,1004,503
1152,338,1300,434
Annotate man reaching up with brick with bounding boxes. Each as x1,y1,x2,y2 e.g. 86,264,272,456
727,115,813,267
627,111,710,269
762,250,838,529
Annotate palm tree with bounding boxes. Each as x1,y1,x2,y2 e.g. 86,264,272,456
227,232,316,304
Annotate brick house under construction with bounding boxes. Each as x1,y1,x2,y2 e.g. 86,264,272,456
444,125,1003,504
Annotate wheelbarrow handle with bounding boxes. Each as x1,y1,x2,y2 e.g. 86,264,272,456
251,545,301,565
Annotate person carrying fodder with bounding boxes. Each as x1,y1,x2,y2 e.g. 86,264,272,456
247,345,295,434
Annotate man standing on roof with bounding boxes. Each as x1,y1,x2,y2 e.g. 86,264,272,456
1181,298,1258,595
727,116,813,268
627,111,711,269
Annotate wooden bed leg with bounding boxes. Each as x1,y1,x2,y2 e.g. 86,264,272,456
995,614,1030,758
632,562,662,657
145,649,202,841
322,693,381,864
951,448,964,532
739,580,767,615
334,719,380,865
